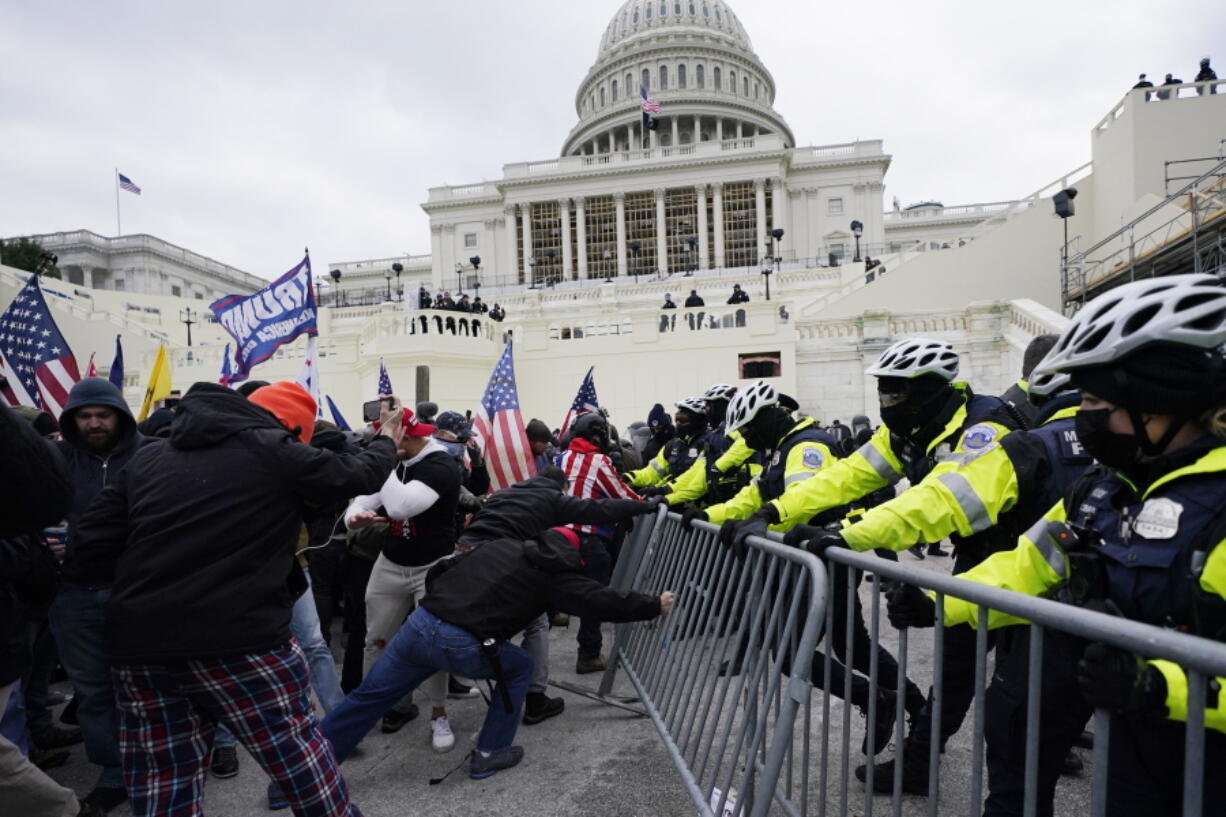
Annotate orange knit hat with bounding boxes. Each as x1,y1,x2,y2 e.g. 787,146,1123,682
248,382,316,443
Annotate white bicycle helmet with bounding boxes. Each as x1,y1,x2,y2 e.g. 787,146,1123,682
725,381,779,433
1033,274,1226,376
675,396,707,415
704,383,738,401
1026,370,1072,399
865,337,960,381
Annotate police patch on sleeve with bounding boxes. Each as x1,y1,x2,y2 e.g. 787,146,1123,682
802,446,824,469
959,424,999,452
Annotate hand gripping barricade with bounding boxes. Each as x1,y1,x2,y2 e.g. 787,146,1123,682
600,508,1226,817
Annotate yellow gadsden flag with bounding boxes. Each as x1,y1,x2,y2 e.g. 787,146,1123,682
137,344,173,421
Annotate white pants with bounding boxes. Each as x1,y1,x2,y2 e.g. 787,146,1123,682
364,553,447,710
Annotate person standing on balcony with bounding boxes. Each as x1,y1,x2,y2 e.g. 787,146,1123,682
727,284,749,304
1196,56,1217,94
684,289,704,307
661,293,676,309
1157,72,1183,100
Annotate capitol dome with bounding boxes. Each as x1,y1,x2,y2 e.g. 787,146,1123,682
562,0,793,157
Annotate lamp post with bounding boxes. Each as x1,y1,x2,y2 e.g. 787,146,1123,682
383,268,393,301
392,262,403,301
602,249,613,283
761,228,784,301
544,248,557,287
329,269,342,306
454,262,464,295
469,256,481,302
35,252,58,276
683,236,697,276
1053,187,1078,298
850,220,864,262
527,256,538,289
628,241,641,279
179,307,196,347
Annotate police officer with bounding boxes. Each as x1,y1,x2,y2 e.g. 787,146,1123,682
630,397,709,494
889,274,1226,816
667,384,759,507
798,365,1090,797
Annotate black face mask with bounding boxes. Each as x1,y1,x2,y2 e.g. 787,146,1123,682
1074,408,1140,471
879,386,953,440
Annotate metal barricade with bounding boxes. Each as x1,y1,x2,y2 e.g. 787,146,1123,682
814,546,1226,817
599,508,828,817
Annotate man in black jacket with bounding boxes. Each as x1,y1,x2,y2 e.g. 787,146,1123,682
459,467,659,724
0,405,103,816
48,377,147,812
72,382,400,817
320,525,672,779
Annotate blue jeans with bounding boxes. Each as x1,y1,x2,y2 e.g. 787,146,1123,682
49,585,124,789
322,607,532,759
216,572,344,750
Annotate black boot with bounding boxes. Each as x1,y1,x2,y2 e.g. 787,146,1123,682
858,688,897,756
855,741,931,795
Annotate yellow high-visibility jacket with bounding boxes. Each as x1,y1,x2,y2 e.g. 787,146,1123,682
667,432,756,505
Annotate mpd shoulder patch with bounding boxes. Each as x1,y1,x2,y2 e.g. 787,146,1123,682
960,423,999,452
802,446,824,469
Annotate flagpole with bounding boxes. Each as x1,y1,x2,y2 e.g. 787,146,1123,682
114,168,121,236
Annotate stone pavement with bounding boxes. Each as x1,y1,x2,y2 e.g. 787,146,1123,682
41,553,1096,816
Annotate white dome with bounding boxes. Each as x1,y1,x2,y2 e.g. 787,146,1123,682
598,0,754,58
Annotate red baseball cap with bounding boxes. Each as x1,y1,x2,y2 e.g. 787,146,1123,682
401,407,436,437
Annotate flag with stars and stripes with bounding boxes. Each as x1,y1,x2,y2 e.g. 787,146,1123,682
296,336,324,418
472,341,534,491
118,172,141,195
378,358,394,396
561,366,599,434
0,275,81,416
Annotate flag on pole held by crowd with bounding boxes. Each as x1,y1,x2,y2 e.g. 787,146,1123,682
137,344,172,422
296,336,324,419
561,366,599,434
219,343,233,386
210,254,317,382
108,335,124,390
326,395,351,431
0,274,81,415
378,358,394,396
85,353,97,378
472,341,535,491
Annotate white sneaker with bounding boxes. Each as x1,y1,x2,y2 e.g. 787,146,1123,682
431,716,456,753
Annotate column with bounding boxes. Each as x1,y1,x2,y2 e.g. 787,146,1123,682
754,178,767,264
440,225,456,293
615,192,628,278
502,206,517,286
671,117,679,148
693,114,701,142
712,182,725,268
655,188,667,276
650,123,658,150
772,176,788,243
429,225,443,291
807,189,821,262
520,203,533,284
575,196,588,279
559,198,573,280
607,131,615,154
716,118,723,142
695,184,709,270
736,121,743,139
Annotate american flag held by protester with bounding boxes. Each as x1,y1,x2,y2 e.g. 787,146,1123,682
378,357,394,396
472,340,535,491
0,274,81,416
560,366,599,434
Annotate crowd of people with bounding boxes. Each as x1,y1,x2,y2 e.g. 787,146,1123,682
1132,56,1217,97
416,287,505,322
3,273,1225,817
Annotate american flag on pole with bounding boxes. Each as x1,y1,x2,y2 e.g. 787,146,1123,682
296,336,324,418
640,85,661,114
378,358,394,396
560,366,599,434
117,172,141,195
85,353,98,378
0,275,81,416
472,341,535,491
219,343,233,385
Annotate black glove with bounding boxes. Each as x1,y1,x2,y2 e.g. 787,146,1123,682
638,486,670,499
1076,642,1167,714
782,524,822,549
718,515,769,559
681,507,708,530
886,583,937,629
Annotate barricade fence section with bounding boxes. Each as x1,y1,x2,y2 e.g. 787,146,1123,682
605,510,1226,817
601,508,828,817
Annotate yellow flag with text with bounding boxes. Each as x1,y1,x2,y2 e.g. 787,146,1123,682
137,345,172,421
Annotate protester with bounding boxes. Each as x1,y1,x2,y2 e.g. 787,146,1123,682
320,525,673,779
48,377,148,813
71,381,401,817
526,418,559,472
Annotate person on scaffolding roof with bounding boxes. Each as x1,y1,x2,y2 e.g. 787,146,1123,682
888,273,1226,817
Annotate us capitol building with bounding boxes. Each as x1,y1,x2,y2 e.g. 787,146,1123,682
7,0,1225,427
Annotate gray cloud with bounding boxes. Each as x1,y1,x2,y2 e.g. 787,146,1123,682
3,0,1221,280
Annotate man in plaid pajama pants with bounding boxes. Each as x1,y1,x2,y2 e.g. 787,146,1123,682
73,383,401,816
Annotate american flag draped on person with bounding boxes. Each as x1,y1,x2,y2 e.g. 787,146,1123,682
561,366,599,434
0,274,81,415
472,341,534,491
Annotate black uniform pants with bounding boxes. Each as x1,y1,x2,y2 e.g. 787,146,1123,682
1104,712,1226,817
340,554,376,693
983,627,1091,817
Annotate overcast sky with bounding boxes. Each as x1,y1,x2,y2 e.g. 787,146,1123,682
3,1,1222,280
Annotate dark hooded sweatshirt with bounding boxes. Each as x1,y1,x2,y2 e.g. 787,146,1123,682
57,377,147,587
422,530,661,641
71,382,398,663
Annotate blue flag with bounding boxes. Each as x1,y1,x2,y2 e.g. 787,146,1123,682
209,255,317,381
219,343,233,385
326,395,351,431
107,335,124,390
